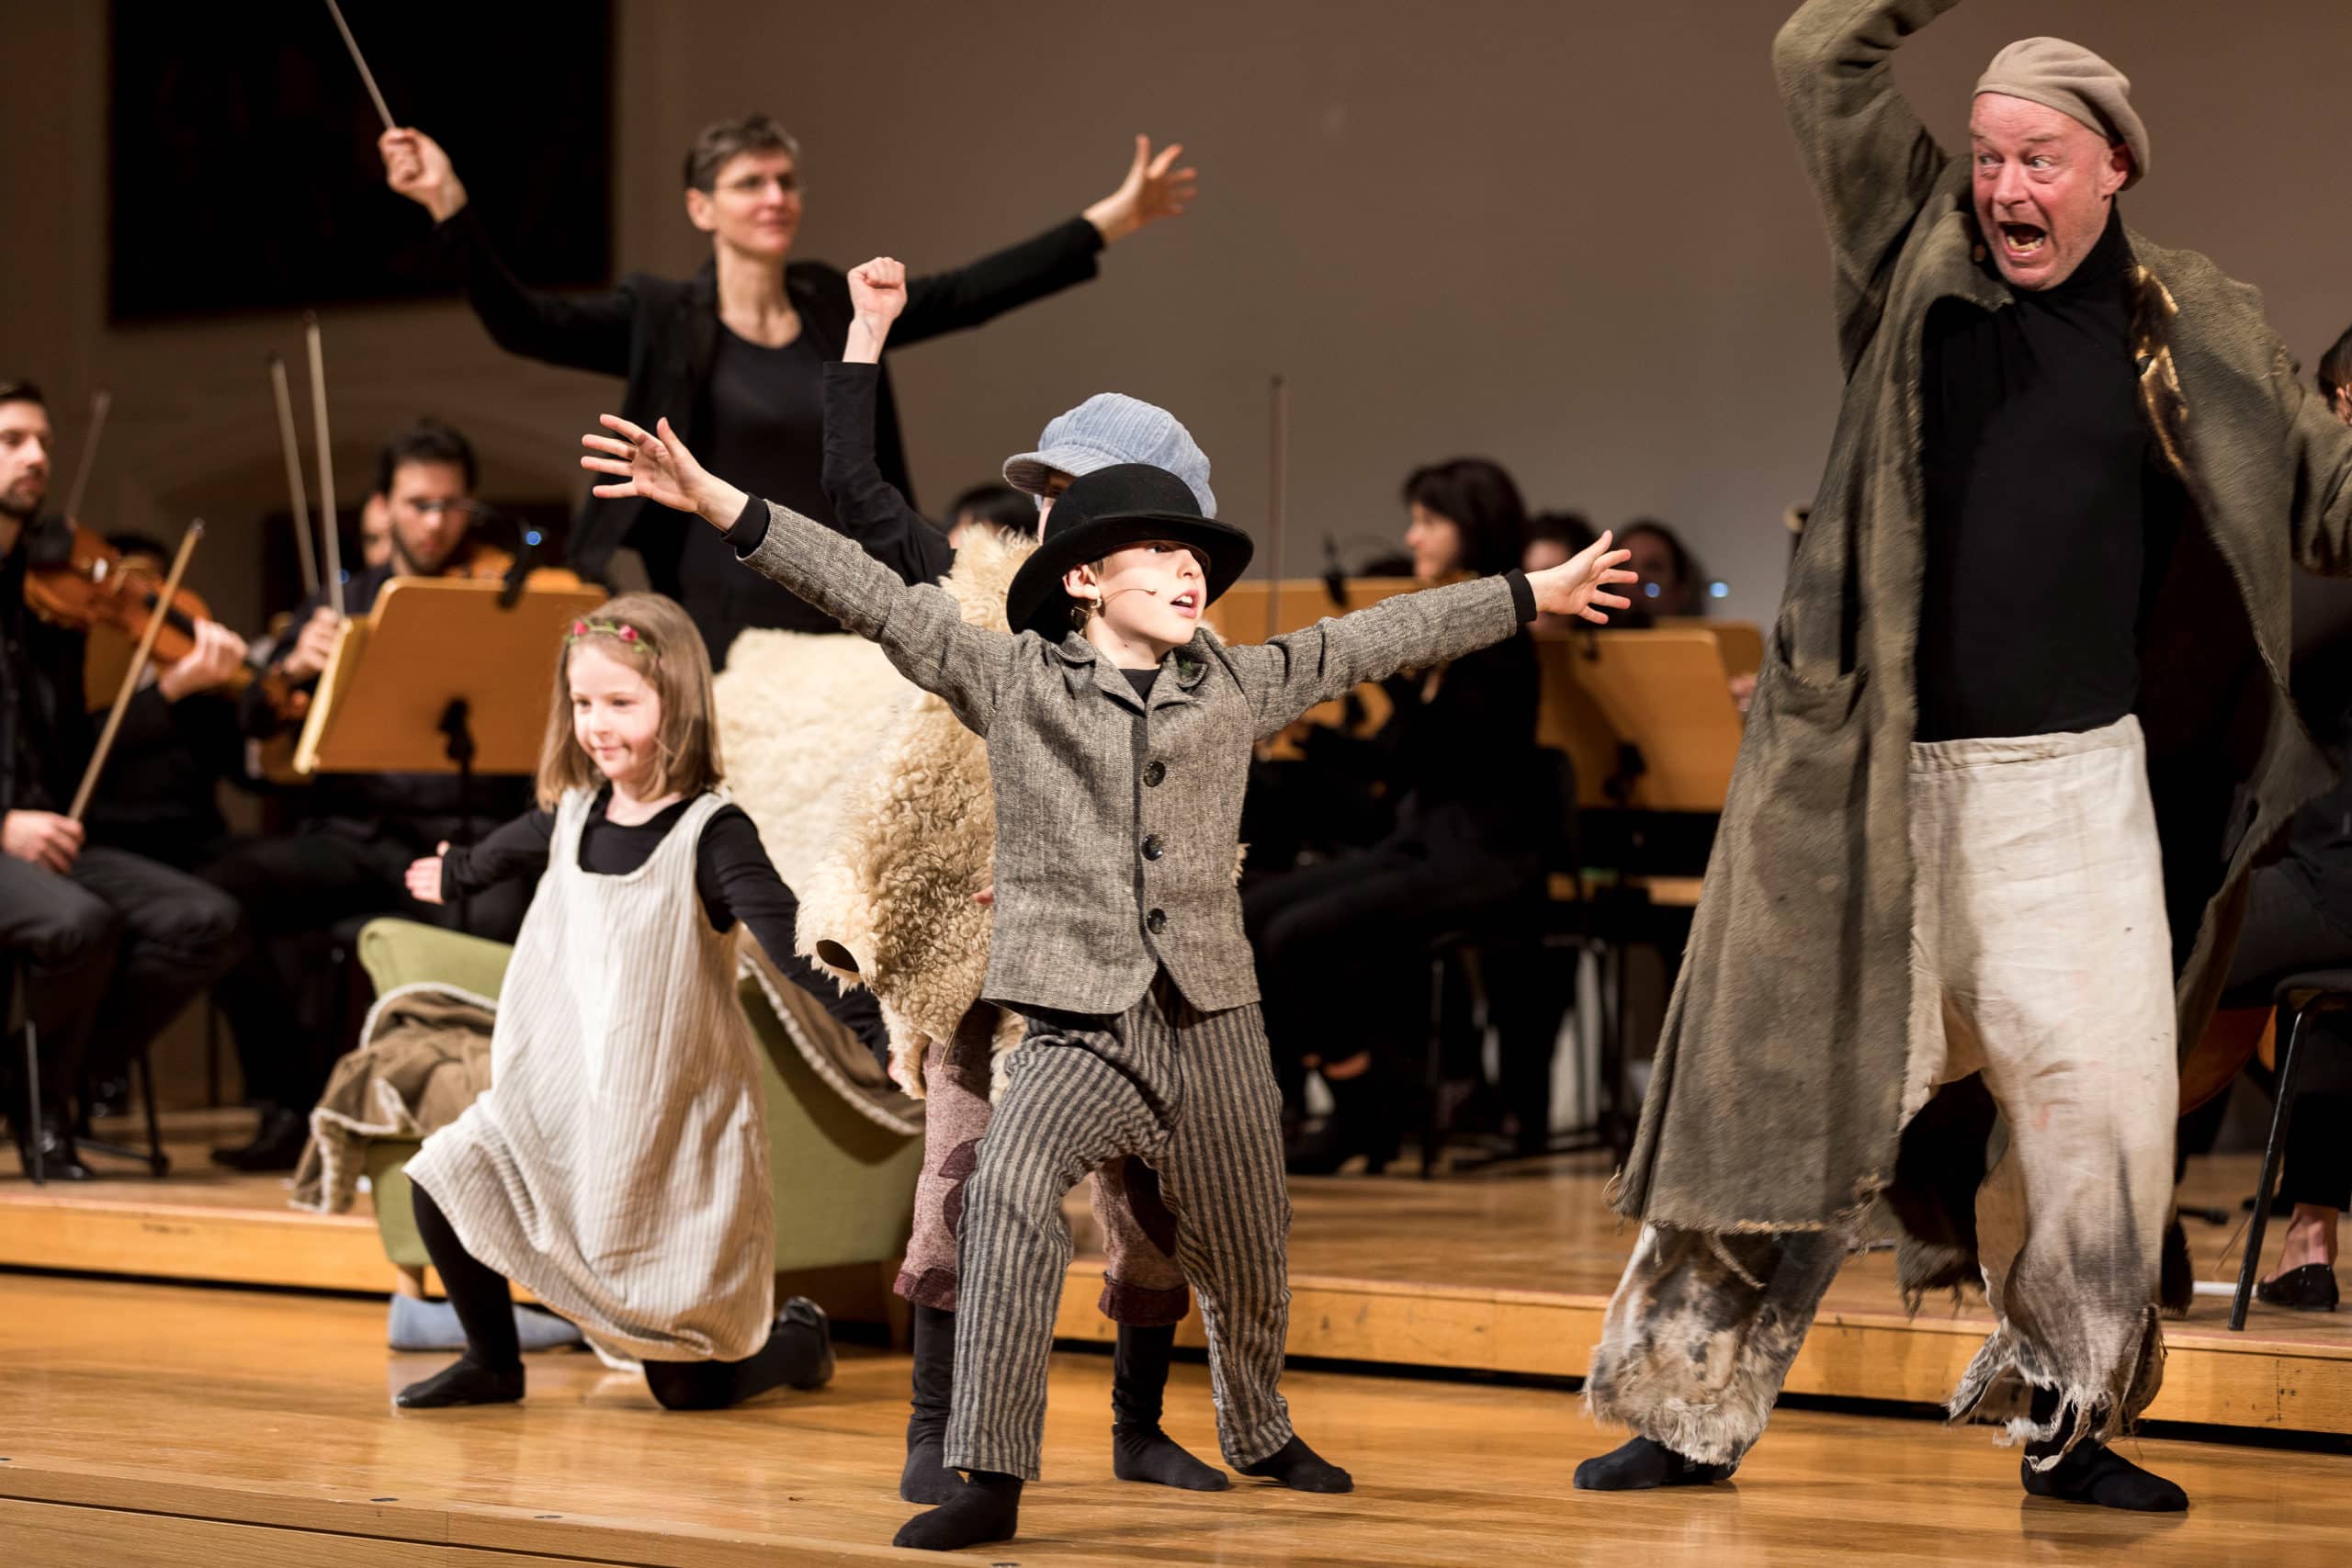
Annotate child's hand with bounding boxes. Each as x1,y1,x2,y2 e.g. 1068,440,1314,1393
581,414,749,529
843,257,907,366
405,842,449,906
1529,530,1636,625
847,257,907,331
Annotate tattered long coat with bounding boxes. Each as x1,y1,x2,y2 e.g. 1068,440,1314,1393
1614,0,2352,1250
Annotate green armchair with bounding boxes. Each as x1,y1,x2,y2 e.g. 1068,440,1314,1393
353,918,922,1306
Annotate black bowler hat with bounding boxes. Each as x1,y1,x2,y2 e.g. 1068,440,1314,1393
1003,462,1255,641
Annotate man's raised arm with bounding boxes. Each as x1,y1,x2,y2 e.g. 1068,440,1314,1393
1772,0,1964,367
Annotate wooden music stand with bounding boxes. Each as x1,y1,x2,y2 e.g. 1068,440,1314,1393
294,576,607,780
1534,626,1751,812
1210,576,1420,750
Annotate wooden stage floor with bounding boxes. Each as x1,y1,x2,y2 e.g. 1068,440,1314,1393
4,1273,2349,1567
3,1110,2348,1440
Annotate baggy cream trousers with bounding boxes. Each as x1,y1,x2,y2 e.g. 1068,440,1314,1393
1588,716,2175,1467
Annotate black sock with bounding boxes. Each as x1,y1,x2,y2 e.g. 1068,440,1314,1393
892,1471,1022,1551
396,1355,525,1408
902,1304,961,1505
1238,1435,1352,1494
411,1186,521,1372
1572,1436,1736,1491
2021,1387,2187,1512
1110,1322,1228,1490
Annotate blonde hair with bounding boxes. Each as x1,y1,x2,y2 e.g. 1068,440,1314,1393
533,592,724,808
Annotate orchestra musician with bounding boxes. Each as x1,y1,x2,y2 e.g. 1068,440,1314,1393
0,380,243,1179
202,418,537,1172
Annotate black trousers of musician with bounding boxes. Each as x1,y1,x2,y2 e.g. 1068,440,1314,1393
201,829,529,1113
2221,864,2352,1212
410,1185,825,1408
0,847,243,1111
1244,839,1536,1120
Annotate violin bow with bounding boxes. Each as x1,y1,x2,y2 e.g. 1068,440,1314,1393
268,355,321,598
304,313,348,618
323,0,396,131
71,520,204,822
59,387,111,526
1263,373,1288,642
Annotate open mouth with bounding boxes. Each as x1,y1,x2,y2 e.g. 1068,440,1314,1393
1169,591,1199,616
1997,221,2049,260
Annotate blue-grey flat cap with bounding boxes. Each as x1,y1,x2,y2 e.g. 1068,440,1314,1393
1002,393,1216,517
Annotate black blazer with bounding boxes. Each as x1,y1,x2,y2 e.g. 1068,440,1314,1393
435,208,1104,583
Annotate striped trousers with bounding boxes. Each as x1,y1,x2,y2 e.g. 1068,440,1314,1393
895,1001,1191,1325
946,974,1295,1480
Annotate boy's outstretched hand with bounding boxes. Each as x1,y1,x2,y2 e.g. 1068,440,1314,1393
1528,530,1637,625
581,414,748,531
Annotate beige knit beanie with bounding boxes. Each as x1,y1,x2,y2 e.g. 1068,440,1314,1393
1976,37,2149,188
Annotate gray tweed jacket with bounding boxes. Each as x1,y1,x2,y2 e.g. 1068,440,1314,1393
741,500,1532,1017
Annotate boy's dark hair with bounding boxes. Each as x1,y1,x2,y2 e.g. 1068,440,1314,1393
373,420,479,496
947,482,1035,540
684,114,802,193
2320,322,2352,400
0,378,45,409
1528,509,1599,557
1400,457,1530,578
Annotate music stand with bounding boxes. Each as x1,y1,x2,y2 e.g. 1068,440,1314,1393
295,576,607,922
1534,626,1748,812
1210,576,1419,752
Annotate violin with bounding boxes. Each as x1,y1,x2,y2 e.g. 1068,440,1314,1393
26,523,310,722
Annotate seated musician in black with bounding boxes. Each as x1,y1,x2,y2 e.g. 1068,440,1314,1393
204,420,536,1172
378,113,1197,667
0,380,243,1179
1242,457,1549,1171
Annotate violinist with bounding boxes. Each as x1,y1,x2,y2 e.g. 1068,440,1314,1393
80,531,253,871
0,380,243,1180
204,418,533,1173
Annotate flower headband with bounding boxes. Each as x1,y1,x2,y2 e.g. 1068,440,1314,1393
568,618,640,644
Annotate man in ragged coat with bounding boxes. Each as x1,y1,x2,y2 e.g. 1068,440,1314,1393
1577,0,2352,1513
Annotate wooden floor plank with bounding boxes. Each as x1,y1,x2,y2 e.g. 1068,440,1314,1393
6,1113,2346,1435
0,1275,2346,1566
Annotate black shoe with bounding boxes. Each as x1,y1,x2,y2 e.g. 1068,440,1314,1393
779,1296,836,1390
210,1105,308,1172
2020,1443,2188,1512
13,1109,96,1181
2255,1263,2340,1312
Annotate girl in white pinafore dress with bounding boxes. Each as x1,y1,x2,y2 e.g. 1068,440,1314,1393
392,593,888,1410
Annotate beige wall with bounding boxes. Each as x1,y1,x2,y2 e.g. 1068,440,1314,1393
6,1,2351,637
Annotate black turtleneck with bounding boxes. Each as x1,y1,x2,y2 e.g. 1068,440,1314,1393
1916,208,2158,742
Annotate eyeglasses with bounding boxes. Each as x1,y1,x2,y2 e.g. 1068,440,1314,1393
721,172,802,197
